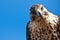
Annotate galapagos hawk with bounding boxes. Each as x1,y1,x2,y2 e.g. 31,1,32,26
26,4,60,40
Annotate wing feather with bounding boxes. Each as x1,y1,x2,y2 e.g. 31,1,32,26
57,17,60,39
26,21,31,40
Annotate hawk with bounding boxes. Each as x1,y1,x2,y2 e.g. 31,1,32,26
26,4,60,40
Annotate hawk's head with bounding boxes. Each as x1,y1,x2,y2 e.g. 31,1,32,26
30,4,48,21
30,4,58,24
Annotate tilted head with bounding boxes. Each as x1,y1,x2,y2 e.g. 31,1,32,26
30,4,59,25
30,4,48,21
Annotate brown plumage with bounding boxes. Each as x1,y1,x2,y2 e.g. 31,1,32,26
26,4,60,40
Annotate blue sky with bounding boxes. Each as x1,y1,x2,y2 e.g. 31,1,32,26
0,0,60,40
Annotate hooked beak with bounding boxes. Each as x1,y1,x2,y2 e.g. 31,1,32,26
36,9,42,17
36,12,41,17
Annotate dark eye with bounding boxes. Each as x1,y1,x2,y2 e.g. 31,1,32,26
33,11,36,15
41,7,43,11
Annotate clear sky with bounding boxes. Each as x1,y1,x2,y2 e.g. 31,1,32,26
0,0,60,40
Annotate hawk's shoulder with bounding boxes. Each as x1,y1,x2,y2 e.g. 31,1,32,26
26,21,30,34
